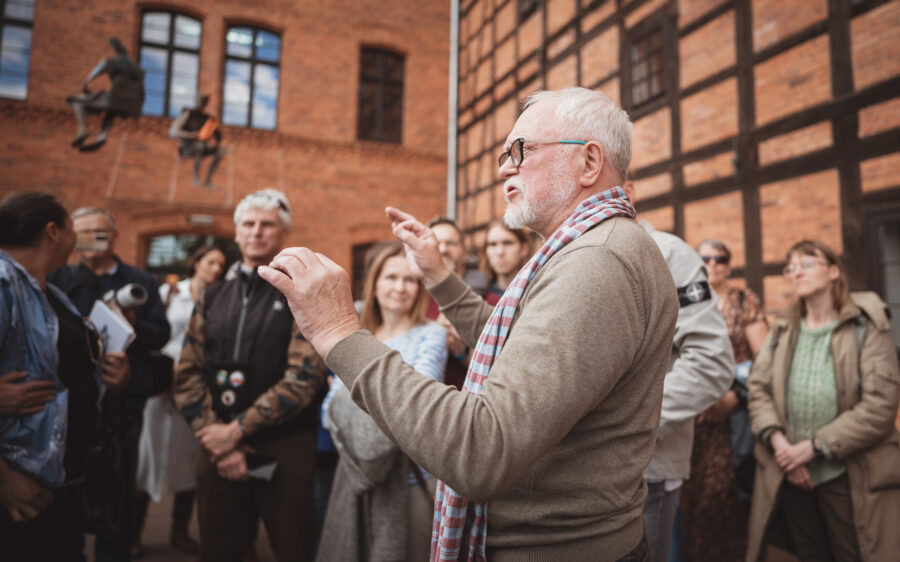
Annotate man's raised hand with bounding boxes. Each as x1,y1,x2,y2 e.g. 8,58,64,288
385,207,451,286
258,248,361,358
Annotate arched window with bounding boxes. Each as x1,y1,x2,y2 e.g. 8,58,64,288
223,26,280,129
358,47,404,143
139,10,202,117
0,0,35,100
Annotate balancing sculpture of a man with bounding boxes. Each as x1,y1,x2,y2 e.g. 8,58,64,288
168,94,226,187
67,37,145,152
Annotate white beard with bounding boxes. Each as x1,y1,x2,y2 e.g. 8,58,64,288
503,159,575,230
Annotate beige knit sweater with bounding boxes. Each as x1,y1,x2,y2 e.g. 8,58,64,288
327,217,678,561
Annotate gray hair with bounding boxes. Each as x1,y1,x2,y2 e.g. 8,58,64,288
72,206,116,230
523,88,632,180
233,188,292,229
696,239,731,263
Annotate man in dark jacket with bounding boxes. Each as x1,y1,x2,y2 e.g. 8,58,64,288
174,188,325,562
49,206,169,562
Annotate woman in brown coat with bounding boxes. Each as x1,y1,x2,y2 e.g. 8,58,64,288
746,240,900,561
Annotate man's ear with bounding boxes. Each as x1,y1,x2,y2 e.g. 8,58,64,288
579,141,604,187
44,221,60,243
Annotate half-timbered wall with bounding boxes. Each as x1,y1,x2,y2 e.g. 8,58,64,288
454,0,900,312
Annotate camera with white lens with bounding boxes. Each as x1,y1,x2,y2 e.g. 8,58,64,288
103,283,148,311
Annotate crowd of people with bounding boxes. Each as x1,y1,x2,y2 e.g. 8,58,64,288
1,87,898,562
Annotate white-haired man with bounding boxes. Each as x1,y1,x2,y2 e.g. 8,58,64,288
259,88,678,561
174,189,325,562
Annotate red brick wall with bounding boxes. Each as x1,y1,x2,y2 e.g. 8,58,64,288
754,34,832,125
851,1,900,90
758,121,833,166
679,10,735,89
2,0,449,271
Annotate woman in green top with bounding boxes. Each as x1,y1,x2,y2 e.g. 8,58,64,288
746,240,900,562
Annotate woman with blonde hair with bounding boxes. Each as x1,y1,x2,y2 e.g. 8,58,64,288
746,239,900,561
318,241,447,562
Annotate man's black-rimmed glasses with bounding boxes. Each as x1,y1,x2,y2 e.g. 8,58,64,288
498,138,587,167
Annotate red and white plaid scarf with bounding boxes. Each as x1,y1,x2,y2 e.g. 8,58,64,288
430,187,636,561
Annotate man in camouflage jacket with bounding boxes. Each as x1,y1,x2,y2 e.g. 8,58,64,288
175,189,325,562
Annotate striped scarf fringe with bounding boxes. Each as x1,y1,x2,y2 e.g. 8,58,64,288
430,186,636,561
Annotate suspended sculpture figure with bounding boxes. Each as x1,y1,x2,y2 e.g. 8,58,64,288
169,94,225,188
67,37,145,152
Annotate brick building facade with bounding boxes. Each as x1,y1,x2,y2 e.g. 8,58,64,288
0,0,450,290
452,0,900,328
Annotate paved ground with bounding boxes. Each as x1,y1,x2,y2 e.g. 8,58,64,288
85,492,276,562
80,493,798,562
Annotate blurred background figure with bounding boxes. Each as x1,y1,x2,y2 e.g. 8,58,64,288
481,219,531,305
0,191,129,561
50,205,169,562
317,241,446,562
133,244,226,558
678,239,768,562
747,239,900,562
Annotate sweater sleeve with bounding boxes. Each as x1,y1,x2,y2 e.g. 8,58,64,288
656,239,735,441
173,295,218,432
325,246,648,503
428,273,496,350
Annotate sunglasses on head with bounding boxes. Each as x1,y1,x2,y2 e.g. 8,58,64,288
701,255,729,265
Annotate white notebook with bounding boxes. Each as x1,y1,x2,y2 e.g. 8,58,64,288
89,300,136,353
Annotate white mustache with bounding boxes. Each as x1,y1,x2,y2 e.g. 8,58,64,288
504,178,524,202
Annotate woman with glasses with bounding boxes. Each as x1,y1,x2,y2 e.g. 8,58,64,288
481,219,532,304
746,239,900,561
317,242,447,562
679,239,768,561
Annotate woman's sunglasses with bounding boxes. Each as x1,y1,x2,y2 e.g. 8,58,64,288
701,255,729,265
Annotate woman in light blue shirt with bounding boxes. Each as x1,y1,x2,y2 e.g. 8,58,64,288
318,241,447,562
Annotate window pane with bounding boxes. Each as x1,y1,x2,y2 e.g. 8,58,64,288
252,64,279,129
360,49,380,79
382,83,402,142
169,52,198,116
4,0,34,21
634,60,647,81
140,47,168,115
358,81,378,139
0,24,31,99
255,30,280,62
223,60,251,126
226,27,254,58
141,12,170,45
173,15,201,50
385,53,404,83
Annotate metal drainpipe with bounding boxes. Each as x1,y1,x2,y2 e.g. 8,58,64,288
446,0,460,219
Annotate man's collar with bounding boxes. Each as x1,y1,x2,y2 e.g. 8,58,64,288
79,255,120,277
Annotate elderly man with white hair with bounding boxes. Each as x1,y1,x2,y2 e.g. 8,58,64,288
260,88,678,561
174,188,326,562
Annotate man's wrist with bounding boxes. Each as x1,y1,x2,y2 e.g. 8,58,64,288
230,419,245,442
423,267,452,290
310,317,363,358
